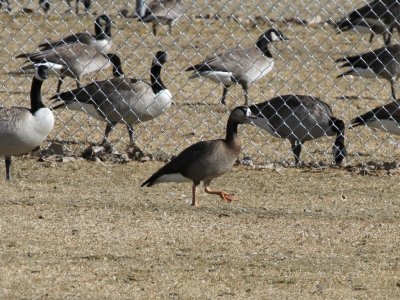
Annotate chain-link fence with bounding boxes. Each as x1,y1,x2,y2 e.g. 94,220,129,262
2,0,400,167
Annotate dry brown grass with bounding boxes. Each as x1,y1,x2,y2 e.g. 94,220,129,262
0,0,400,298
1,159,400,298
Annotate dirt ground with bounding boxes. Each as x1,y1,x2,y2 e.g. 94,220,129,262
1,0,400,299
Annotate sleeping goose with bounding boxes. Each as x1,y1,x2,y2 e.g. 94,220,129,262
336,44,400,100
16,42,113,93
336,0,400,45
249,95,347,165
51,51,172,146
186,28,288,105
350,100,400,135
140,0,184,36
38,15,112,52
0,65,54,180
141,106,255,207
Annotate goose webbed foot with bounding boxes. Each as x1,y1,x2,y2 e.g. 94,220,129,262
204,186,235,203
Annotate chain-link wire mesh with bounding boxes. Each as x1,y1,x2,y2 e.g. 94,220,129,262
2,0,400,167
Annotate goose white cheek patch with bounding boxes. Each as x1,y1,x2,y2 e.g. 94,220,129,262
270,32,279,41
34,63,64,78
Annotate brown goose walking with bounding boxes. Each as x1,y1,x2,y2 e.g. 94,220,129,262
141,106,255,207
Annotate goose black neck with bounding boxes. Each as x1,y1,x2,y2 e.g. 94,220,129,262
30,77,45,114
104,23,111,38
150,63,166,94
256,39,273,57
94,22,111,40
225,117,240,144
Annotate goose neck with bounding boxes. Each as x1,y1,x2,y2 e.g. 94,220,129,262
225,117,240,144
150,64,166,94
30,77,45,113
94,22,111,40
256,39,272,57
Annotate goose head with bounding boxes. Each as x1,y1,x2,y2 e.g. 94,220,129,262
35,65,49,81
153,51,168,66
230,106,256,125
95,15,112,39
256,28,289,53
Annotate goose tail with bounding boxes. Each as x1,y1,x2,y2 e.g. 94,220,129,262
50,90,77,110
349,116,365,129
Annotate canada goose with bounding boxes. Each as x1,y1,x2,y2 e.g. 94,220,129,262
51,51,172,146
141,106,255,207
140,0,184,36
185,28,289,106
16,42,113,93
336,44,400,100
337,18,390,44
67,0,91,14
350,100,400,135
336,0,400,45
249,95,347,165
0,65,54,180
38,15,112,53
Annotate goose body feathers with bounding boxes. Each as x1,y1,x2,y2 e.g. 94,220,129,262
250,95,346,165
351,100,400,135
17,42,112,93
0,107,53,157
38,15,112,52
336,44,400,99
186,28,288,105
51,52,172,145
336,0,400,45
141,0,184,36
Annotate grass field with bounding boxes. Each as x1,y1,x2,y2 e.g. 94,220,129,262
1,0,400,298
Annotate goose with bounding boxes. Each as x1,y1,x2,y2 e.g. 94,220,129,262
139,0,184,36
0,65,54,180
51,51,172,146
249,95,347,165
38,15,112,53
336,0,400,45
337,18,390,44
185,28,289,106
141,106,255,207
350,100,400,135
336,44,400,100
66,0,91,14
16,42,113,93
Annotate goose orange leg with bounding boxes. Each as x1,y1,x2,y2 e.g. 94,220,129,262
204,186,235,203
